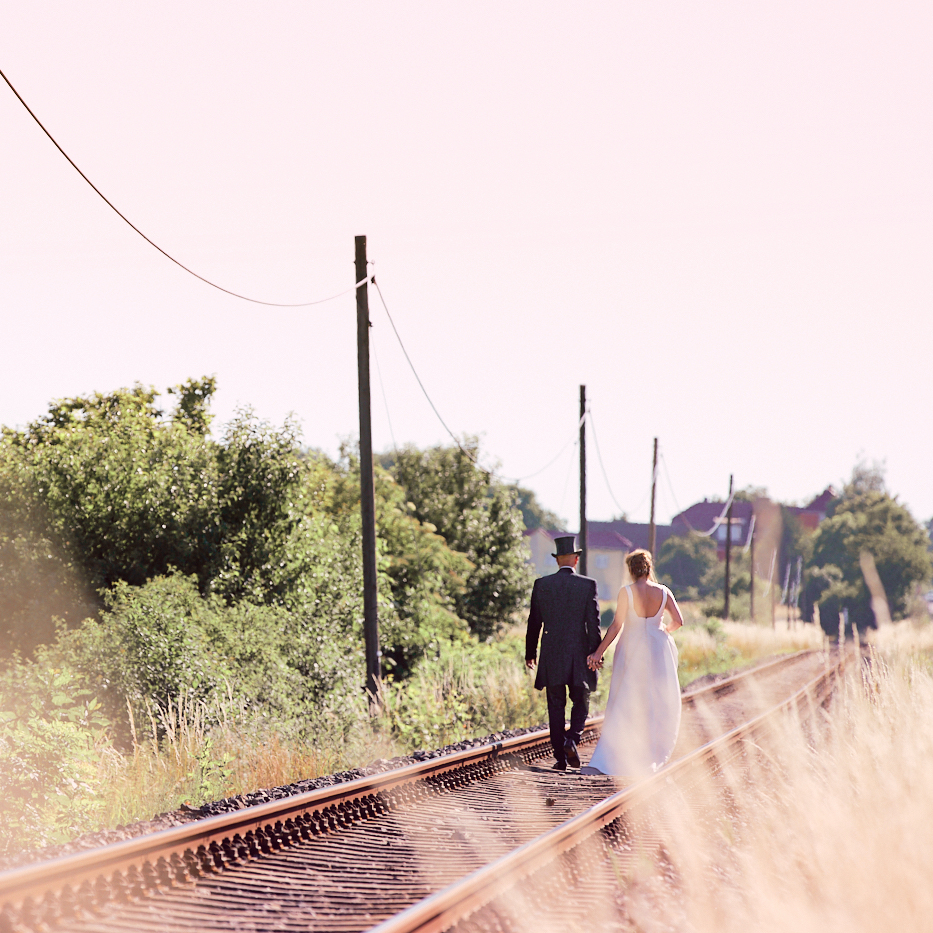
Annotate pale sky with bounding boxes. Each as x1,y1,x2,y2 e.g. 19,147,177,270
2,2,931,527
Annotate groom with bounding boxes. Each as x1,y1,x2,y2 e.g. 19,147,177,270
525,535,602,770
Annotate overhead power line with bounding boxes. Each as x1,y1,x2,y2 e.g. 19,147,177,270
371,277,481,467
0,65,368,307
509,428,579,484
586,409,631,518
372,276,581,488
690,490,735,537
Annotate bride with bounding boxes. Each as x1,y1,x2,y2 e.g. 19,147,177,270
581,549,684,778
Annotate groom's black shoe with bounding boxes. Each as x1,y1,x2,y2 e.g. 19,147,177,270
552,760,567,771
564,739,581,769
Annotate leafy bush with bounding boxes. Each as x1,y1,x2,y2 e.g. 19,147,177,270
656,534,721,600
379,634,546,748
0,665,114,854
385,441,535,640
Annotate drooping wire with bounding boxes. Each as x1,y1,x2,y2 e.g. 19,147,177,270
659,450,734,537
0,65,368,307
371,277,485,471
557,438,579,524
659,451,683,515
690,490,735,537
509,416,584,484
586,408,631,518
373,276,585,489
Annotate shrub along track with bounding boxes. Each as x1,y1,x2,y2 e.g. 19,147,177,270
0,650,836,933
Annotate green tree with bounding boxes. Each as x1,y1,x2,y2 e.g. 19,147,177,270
512,486,564,531
656,533,720,600
387,440,535,640
324,450,473,677
807,466,932,631
211,408,309,604
0,383,222,655
0,382,222,591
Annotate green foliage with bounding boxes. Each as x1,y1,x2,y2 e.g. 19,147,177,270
49,566,374,736
0,664,113,853
321,452,474,677
656,533,720,600
0,382,548,858
387,440,535,640
211,409,309,603
512,486,564,531
808,467,932,631
167,376,216,436
379,634,546,749
57,576,232,723
0,382,222,656
0,385,350,659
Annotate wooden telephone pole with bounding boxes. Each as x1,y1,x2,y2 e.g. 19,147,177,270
579,385,588,576
648,437,658,557
355,236,380,708
723,474,734,620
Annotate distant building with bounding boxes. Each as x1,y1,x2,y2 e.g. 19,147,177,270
589,519,672,554
786,487,838,531
668,487,837,560
671,499,753,560
523,526,634,603
522,487,838,599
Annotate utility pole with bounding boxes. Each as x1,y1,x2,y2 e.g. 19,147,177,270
355,236,380,709
648,437,658,558
723,474,733,620
579,385,587,576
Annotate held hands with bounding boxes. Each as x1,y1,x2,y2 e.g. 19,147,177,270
586,652,604,671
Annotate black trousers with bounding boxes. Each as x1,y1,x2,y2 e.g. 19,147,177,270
545,684,590,763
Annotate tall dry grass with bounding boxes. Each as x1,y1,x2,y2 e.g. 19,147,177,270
99,694,402,827
603,621,933,932
0,618,834,857
671,608,824,688
92,621,829,828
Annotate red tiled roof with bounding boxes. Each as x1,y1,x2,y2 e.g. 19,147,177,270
586,528,634,550
523,525,633,550
672,499,752,535
588,520,664,552
802,487,837,513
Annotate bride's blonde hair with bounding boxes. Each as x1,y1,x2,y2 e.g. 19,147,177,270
626,548,657,582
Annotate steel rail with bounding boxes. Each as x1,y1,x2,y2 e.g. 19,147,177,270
0,648,818,922
680,647,812,704
0,727,568,913
367,650,846,933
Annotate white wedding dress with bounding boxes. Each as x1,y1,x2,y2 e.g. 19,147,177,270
584,584,681,778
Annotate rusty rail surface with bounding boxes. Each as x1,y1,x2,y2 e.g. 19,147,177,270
367,650,846,933
0,649,820,930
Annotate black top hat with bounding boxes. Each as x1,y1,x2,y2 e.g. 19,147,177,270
552,535,583,557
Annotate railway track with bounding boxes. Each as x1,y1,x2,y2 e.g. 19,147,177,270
373,650,847,933
0,649,840,933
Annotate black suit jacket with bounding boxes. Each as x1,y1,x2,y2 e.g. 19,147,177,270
525,566,601,691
